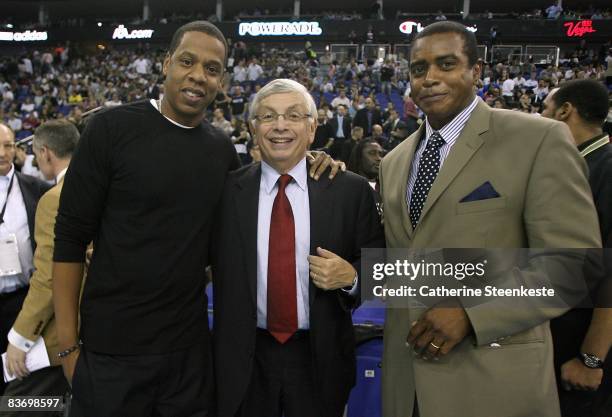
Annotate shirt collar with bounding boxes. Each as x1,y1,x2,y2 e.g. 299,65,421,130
425,96,479,141
1,165,15,182
56,167,68,183
261,158,308,194
577,133,608,152
149,99,195,129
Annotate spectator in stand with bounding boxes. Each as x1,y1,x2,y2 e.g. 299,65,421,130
435,10,448,21
233,59,247,84
104,92,122,108
380,59,394,98
348,97,361,119
382,102,395,123
370,123,386,146
403,95,420,136
132,54,151,75
146,78,161,99
533,78,551,103
68,91,83,105
212,108,233,135
214,90,232,120
546,2,563,19
353,96,382,137
230,85,247,119
230,118,252,165
340,126,364,163
328,104,352,159
20,97,35,114
7,113,22,132
347,137,384,212
513,72,527,88
312,108,334,151
501,74,516,105
330,87,351,110
383,108,409,149
247,58,264,89
524,72,539,90
492,97,506,109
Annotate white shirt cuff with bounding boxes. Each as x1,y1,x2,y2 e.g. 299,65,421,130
8,328,37,353
341,274,359,296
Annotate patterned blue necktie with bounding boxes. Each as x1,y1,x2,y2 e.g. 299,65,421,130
409,132,445,229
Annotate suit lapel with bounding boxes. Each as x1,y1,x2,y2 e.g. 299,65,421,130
417,100,491,227
235,164,262,305
307,173,332,308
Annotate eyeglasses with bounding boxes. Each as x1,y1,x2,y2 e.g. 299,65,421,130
254,111,312,125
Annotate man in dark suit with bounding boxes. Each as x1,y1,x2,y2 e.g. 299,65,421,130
212,79,384,417
383,108,410,150
542,79,612,417
311,109,334,151
0,123,52,394
353,96,382,137
328,104,352,159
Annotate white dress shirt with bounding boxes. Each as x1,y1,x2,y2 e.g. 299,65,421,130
0,165,34,295
8,167,68,352
335,115,345,138
257,159,311,330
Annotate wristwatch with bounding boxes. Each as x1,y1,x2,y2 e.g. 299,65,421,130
579,353,604,369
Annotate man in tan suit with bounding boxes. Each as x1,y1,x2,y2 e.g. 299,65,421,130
379,22,602,417
4,120,79,409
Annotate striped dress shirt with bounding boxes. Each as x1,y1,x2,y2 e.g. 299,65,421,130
406,96,480,206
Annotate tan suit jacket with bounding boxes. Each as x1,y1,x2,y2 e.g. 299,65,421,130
13,178,63,367
379,100,602,417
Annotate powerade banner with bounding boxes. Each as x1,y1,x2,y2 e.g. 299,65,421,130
238,21,323,37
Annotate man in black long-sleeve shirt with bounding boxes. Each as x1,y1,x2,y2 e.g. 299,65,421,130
53,21,341,417
52,21,238,416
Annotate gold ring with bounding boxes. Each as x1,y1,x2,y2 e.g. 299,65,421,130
430,342,441,350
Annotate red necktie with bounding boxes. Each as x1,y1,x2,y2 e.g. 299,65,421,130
267,174,297,344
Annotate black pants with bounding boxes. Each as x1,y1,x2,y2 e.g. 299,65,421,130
0,286,28,395
3,365,69,417
237,329,319,417
70,341,213,417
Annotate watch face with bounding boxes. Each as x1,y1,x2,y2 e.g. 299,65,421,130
582,353,603,369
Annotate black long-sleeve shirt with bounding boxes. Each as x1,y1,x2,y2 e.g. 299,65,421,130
54,100,240,354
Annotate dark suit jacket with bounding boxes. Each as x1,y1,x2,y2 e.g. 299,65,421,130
312,123,333,150
353,108,382,136
15,171,52,252
211,163,385,417
329,115,352,140
383,118,408,136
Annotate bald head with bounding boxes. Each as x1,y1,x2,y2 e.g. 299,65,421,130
540,88,559,120
0,123,16,176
